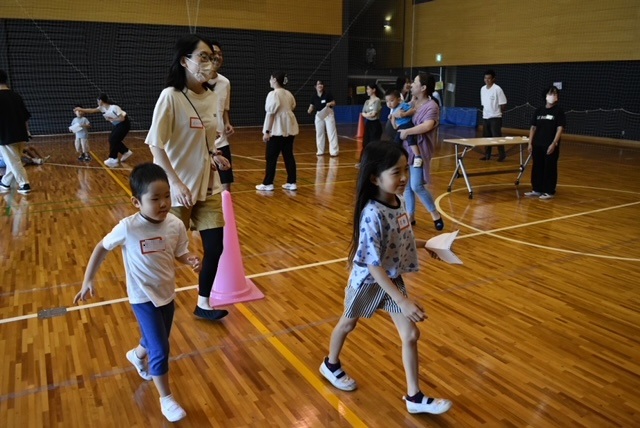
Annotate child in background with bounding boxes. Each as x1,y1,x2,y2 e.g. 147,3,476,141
73,163,201,423
21,146,50,165
319,141,452,416
70,106,91,161
385,90,423,168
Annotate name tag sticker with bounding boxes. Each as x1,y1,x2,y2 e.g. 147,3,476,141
140,237,166,254
397,213,410,231
190,117,204,129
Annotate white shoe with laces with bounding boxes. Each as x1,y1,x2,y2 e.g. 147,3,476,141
282,183,297,191
412,157,423,168
539,193,555,200
120,150,133,162
255,184,274,191
160,394,186,422
524,191,542,197
104,158,119,168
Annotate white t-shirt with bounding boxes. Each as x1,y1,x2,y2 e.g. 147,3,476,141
481,84,507,119
209,73,231,148
145,87,221,206
263,88,299,137
102,212,189,306
99,104,126,124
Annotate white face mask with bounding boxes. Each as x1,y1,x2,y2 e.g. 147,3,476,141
186,57,213,83
546,95,557,104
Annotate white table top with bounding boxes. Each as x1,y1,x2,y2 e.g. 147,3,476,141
443,136,530,147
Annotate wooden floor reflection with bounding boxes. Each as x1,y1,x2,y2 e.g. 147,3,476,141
1,125,639,427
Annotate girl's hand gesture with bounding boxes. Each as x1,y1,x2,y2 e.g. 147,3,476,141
73,280,95,304
399,299,427,323
173,180,194,208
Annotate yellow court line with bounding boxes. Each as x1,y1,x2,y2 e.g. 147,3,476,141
235,303,367,427
90,151,133,196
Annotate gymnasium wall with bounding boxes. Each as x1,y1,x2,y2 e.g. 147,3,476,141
0,0,343,36
399,0,640,141
0,18,346,135
404,0,640,66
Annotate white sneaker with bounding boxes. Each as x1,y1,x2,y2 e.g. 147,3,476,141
282,183,297,191
412,157,423,168
404,396,452,414
104,158,119,168
160,395,186,422
126,349,152,381
255,184,274,191
539,193,555,200
319,360,357,391
524,191,542,197
120,150,133,162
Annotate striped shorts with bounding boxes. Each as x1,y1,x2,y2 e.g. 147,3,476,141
343,276,407,319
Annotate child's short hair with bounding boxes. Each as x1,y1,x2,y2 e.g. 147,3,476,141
129,163,169,200
385,89,401,99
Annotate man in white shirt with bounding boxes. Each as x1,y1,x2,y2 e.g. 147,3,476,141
208,41,235,191
480,69,507,161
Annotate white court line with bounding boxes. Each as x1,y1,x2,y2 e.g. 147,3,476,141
437,184,640,261
0,257,348,326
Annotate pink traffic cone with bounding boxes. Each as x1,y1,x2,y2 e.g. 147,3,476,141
210,191,264,306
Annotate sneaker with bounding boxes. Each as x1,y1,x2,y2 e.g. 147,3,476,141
104,158,119,168
330,153,339,157
255,184,274,191
43,155,51,163
282,183,297,191
316,152,324,156
319,359,357,391
524,191,542,197
160,395,186,422
120,150,133,162
78,155,85,161
193,306,229,321
17,184,31,195
404,395,452,414
83,154,92,162
539,193,555,200
126,349,152,381
434,217,444,231
0,182,10,193
33,158,44,165
412,157,423,168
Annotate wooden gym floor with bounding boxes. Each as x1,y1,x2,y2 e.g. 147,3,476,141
1,125,639,427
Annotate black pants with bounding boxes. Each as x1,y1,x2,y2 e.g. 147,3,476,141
483,117,505,158
531,144,560,195
262,135,296,185
108,116,131,159
198,227,224,298
360,119,382,161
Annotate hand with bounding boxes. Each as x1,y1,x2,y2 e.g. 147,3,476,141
546,143,556,155
398,129,408,140
225,124,235,136
425,248,441,260
73,280,95,304
263,132,271,143
188,256,202,273
392,109,403,119
399,299,427,323
527,143,532,153
213,154,230,171
173,180,194,208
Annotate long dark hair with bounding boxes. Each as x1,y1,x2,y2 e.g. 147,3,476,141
166,33,214,91
348,141,408,267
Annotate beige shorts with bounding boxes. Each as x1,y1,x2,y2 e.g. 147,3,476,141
171,192,224,231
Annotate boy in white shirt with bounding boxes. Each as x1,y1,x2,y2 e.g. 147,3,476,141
73,163,201,423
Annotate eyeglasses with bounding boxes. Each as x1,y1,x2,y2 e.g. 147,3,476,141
187,52,216,63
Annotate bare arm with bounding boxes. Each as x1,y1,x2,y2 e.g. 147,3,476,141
402,119,436,137
75,107,101,114
263,113,275,142
528,125,536,152
73,241,110,303
176,252,202,273
307,104,315,114
546,126,564,155
149,145,194,207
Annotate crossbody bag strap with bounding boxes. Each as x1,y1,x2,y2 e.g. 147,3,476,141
182,90,213,155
